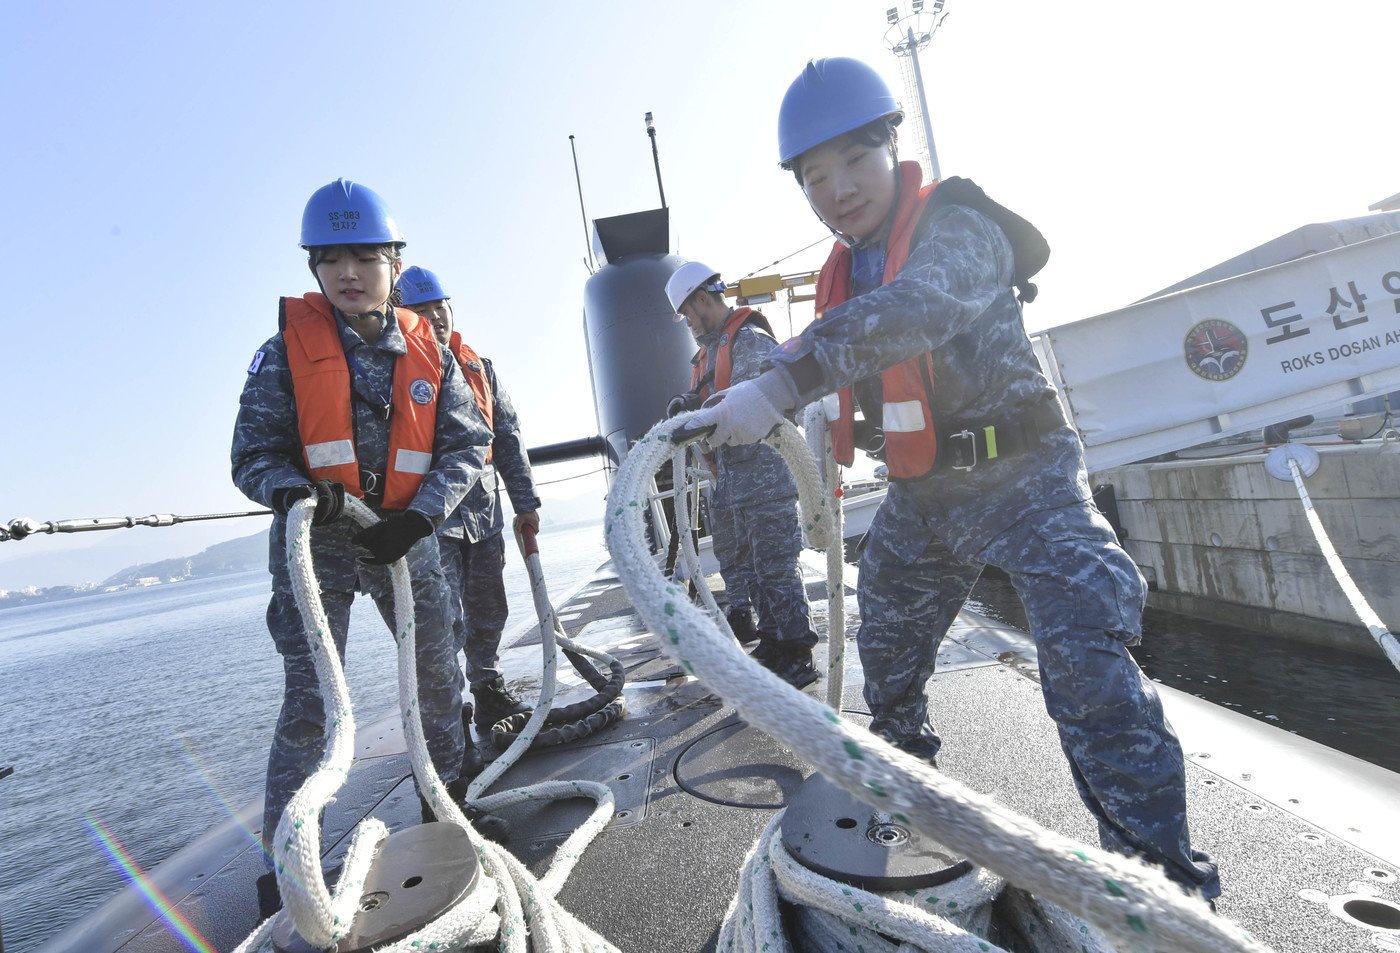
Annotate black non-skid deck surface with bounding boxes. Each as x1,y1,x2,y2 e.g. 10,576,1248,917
60,563,1400,953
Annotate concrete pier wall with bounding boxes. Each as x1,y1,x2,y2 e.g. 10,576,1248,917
1094,441,1400,656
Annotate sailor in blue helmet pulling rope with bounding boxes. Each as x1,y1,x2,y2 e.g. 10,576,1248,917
231,179,492,914
682,57,1220,901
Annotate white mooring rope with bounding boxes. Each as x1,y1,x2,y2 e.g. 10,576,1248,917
1281,453,1400,673
235,496,618,953
605,415,1272,953
803,401,846,709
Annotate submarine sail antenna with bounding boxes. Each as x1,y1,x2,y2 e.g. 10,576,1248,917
569,135,597,274
884,0,950,182
645,111,667,210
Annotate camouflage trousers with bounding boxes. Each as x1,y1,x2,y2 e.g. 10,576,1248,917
261,517,465,859
438,531,510,687
857,487,1220,898
711,498,816,647
708,502,752,613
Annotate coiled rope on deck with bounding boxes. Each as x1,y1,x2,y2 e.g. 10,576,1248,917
234,496,618,953
722,814,1125,953
606,415,1272,953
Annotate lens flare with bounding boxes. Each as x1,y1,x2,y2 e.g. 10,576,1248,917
83,815,216,953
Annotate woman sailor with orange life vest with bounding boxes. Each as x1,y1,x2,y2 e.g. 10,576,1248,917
683,58,1220,901
664,261,820,689
230,180,491,908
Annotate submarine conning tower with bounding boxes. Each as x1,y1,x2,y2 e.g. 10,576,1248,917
582,207,696,471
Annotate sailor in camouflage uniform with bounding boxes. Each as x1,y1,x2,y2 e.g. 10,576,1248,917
231,181,490,878
705,494,758,645
396,266,539,741
665,260,819,689
685,59,1219,899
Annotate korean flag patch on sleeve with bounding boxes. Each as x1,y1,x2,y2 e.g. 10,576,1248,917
247,350,266,375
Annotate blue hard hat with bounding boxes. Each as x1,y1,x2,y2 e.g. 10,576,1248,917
777,57,903,166
300,178,405,248
397,265,449,306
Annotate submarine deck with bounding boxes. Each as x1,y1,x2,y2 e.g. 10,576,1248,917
41,559,1400,953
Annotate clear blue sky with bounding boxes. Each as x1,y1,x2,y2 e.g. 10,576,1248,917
2,0,1395,586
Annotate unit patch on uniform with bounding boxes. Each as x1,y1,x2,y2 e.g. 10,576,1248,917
1184,319,1247,382
467,360,483,371
409,378,436,404
247,350,266,375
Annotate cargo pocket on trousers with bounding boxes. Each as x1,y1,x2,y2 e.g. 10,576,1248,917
1030,508,1146,642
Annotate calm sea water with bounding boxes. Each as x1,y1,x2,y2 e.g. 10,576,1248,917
0,521,609,953
965,572,1400,773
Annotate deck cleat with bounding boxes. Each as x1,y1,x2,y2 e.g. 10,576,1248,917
780,773,971,891
271,823,479,953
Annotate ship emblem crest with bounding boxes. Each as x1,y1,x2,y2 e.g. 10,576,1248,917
1184,319,1247,382
409,379,436,404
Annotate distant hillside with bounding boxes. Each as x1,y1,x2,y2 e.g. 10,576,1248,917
100,531,268,587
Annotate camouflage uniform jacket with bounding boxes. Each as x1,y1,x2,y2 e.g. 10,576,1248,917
231,305,491,527
766,203,1090,560
696,321,798,509
439,357,541,544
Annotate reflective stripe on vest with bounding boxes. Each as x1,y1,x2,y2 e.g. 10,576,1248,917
449,331,495,465
281,292,441,508
813,161,940,479
690,307,777,398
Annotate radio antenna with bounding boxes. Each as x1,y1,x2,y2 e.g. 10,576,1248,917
644,112,667,210
569,135,597,273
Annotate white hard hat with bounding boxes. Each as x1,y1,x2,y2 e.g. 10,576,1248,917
664,260,724,313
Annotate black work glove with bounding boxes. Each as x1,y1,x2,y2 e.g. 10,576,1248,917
352,510,433,565
271,480,345,525
271,484,314,515
309,480,345,525
667,391,702,419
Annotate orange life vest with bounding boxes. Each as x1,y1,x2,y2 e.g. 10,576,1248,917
281,293,441,509
690,307,776,398
448,331,495,465
814,161,941,480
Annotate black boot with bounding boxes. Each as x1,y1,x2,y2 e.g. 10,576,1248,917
462,737,486,779
760,643,820,690
255,871,281,920
749,634,777,663
726,606,759,646
472,676,531,732
445,776,512,842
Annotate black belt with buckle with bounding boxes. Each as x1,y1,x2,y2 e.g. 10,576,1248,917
360,469,385,508
940,399,1066,473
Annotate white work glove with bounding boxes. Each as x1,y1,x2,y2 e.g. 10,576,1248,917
681,369,799,448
